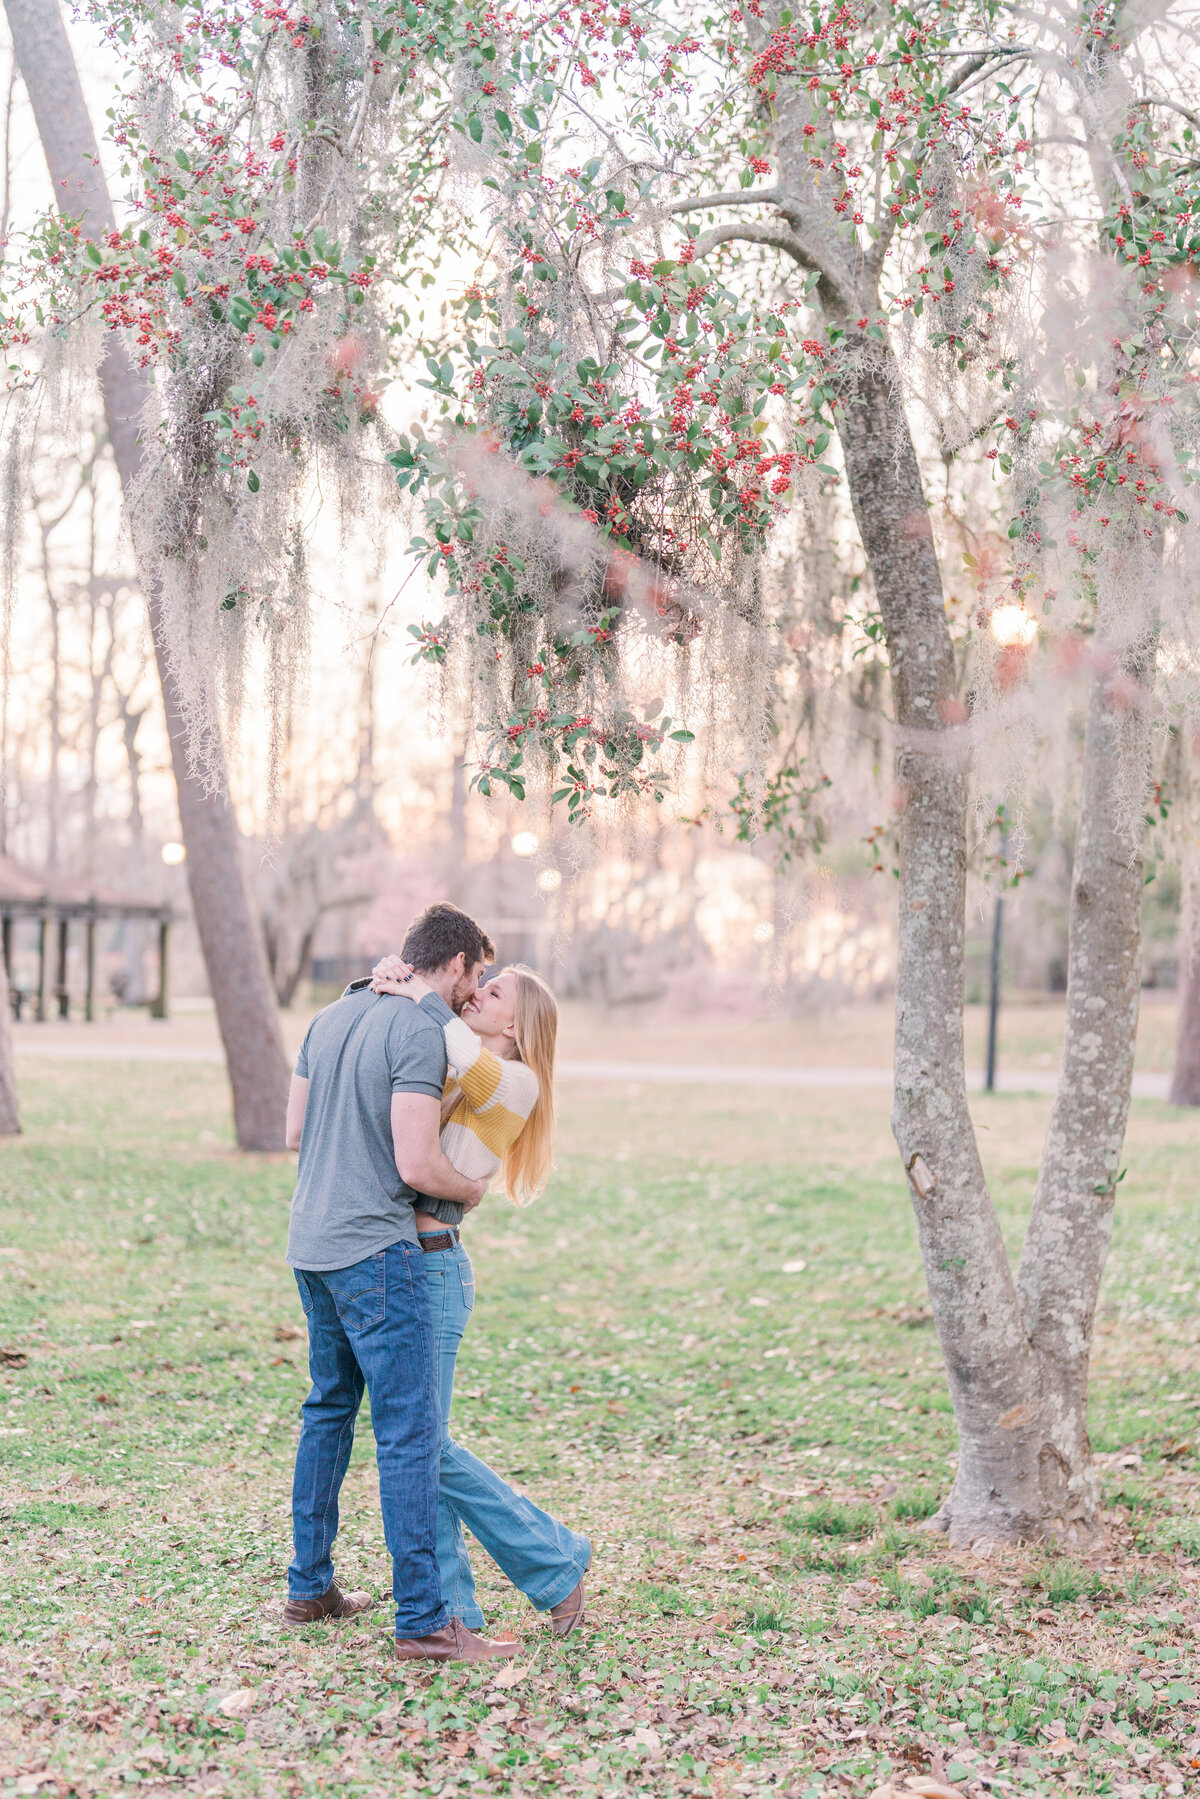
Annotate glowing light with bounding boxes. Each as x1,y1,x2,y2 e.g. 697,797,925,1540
536,868,562,893
161,841,186,866
753,920,775,943
989,604,1038,649
511,831,539,857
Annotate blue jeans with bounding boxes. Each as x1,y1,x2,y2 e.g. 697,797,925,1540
289,1241,449,1641
423,1238,591,1629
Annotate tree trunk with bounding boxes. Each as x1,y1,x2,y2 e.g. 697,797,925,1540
835,343,1047,1544
0,948,20,1134
37,504,68,869
1015,551,1157,1534
1171,904,1200,1103
1170,752,1200,1104
6,0,290,1149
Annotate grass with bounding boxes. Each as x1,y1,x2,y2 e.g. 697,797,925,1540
785,1500,877,1540
1,1056,1200,1798
890,1483,943,1522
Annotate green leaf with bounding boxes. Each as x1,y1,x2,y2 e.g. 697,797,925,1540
468,114,483,144
247,469,260,493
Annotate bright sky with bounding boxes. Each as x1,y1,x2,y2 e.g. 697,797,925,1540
3,9,467,865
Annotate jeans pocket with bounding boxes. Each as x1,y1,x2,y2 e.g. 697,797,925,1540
294,1271,315,1317
459,1257,476,1318
325,1253,386,1332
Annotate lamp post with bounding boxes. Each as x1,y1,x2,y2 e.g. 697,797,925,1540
985,836,1007,1094
983,603,1038,1092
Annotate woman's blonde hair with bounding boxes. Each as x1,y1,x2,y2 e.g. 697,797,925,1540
439,962,557,1205
501,964,557,1205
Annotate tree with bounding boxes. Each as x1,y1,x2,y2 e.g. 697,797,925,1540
386,0,1193,1543
8,0,1197,1536
4,0,292,1149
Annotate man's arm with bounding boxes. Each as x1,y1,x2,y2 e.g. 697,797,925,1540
391,1092,486,1207
285,1074,308,1152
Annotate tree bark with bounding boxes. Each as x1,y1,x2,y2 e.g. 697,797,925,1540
1015,553,1157,1532
835,344,1047,1544
1170,748,1200,1104
6,0,290,1149
1170,893,1200,1103
0,948,20,1134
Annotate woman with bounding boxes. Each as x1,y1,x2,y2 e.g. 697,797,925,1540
370,954,591,1637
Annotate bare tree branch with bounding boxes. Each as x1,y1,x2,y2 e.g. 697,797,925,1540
1133,94,1200,134
665,188,780,215
690,220,854,311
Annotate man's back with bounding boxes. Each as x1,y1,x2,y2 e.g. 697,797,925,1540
286,985,453,1272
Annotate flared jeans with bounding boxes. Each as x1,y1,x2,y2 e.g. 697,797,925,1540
421,1236,591,1629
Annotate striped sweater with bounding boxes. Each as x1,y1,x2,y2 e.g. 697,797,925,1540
417,1014,539,1228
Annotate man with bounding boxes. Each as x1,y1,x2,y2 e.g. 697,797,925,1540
283,902,517,1664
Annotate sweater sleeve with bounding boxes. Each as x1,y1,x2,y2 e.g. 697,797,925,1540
442,1015,538,1134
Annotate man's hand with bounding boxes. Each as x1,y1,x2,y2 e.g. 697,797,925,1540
461,1178,487,1213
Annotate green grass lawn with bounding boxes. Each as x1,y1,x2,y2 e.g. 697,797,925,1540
2,1060,1200,1798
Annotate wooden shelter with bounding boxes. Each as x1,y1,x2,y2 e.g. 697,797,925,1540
0,856,172,1021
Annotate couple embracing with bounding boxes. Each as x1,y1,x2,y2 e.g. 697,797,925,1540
281,902,590,1661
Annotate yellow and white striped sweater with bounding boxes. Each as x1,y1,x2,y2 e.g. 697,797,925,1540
439,1013,539,1184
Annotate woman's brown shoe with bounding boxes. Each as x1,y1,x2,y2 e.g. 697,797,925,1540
282,1584,374,1627
394,1617,519,1663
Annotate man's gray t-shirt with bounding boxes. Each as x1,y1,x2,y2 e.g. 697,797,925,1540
286,985,454,1272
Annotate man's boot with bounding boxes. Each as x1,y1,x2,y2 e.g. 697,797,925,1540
393,1617,520,1663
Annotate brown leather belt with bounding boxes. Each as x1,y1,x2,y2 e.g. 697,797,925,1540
418,1229,461,1253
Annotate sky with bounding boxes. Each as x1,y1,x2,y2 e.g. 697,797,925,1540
2,7,469,871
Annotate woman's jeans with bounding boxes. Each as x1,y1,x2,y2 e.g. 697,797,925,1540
422,1238,590,1629
289,1241,448,1642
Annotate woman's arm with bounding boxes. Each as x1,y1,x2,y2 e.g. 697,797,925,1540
443,1015,537,1133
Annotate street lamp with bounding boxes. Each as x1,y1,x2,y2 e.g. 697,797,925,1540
982,605,1035,1091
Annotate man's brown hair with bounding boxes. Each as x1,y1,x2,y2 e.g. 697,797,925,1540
401,902,495,975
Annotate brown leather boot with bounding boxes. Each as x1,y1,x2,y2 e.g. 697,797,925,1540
550,1551,590,1638
549,1576,587,1638
282,1584,375,1627
393,1617,520,1663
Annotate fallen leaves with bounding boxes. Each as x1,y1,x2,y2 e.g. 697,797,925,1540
490,1662,533,1690
216,1689,259,1718
870,1780,964,1799
0,1347,27,1368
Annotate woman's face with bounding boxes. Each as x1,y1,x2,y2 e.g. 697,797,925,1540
462,970,517,1043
